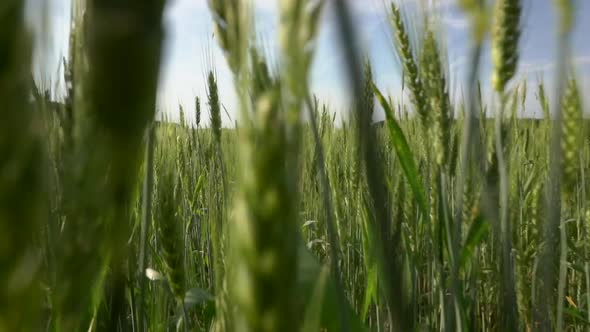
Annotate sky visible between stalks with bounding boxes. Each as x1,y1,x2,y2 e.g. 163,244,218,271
28,0,590,127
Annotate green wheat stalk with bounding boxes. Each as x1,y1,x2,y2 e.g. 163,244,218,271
491,0,522,329
0,1,44,330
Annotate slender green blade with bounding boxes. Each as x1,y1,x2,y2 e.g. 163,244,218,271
372,83,428,218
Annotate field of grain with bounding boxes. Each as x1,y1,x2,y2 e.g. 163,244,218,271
1,0,589,331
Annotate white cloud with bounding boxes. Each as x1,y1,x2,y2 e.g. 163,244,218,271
519,56,590,76
574,55,590,66
442,15,469,30
520,60,555,75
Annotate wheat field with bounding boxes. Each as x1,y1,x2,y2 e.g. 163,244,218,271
1,0,589,331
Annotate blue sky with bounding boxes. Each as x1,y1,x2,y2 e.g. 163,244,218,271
28,0,590,125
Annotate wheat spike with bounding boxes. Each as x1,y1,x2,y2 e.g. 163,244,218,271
195,96,202,127
420,28,450,167
492,0,522,92
391,4,428,129
561,77,583,191
208,71,222,145
208,0,249,74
